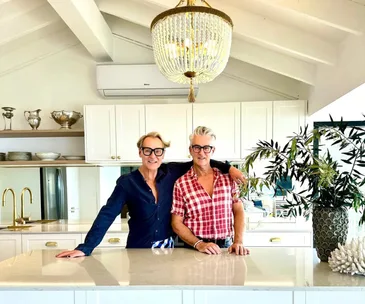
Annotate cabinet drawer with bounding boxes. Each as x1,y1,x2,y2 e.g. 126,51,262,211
22,234,82,252
81,232,127,248
244,232,311,247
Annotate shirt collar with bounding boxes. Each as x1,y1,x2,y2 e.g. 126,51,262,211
189,166,222,179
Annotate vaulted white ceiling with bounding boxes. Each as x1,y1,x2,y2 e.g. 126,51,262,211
1,0,365,107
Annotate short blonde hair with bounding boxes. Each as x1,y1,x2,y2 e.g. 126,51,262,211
189,126,216,145
136,132,171,149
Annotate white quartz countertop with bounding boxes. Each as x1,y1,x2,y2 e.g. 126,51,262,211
0,218,311,234
0,220,129,234
1,247,364,290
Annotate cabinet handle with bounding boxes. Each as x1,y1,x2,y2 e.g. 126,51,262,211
108,237,120,244
269,237,281,243
111,156,115,159
117,156,121,160
45,241,58,247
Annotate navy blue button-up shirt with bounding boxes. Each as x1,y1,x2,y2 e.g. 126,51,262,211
76,161,230,255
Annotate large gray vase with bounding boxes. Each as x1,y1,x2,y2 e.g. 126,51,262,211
313,207,349,262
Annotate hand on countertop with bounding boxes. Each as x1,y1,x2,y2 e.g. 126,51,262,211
196,242,221,255
56,249,85,258
228,243,250,255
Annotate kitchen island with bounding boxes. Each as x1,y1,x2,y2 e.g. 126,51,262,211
0,247,364,304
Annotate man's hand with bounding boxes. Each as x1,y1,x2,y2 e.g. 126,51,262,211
56,250,85,258
196,242,221,255
228,243,250,255
229,166,247,185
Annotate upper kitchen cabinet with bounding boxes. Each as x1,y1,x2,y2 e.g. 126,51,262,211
193,103,241,160
241,101,273,158
145,104,192,161
84,105,145,162
115,105,145,162
273,100,307,147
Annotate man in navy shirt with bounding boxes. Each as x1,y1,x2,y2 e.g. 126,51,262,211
56,132,245,258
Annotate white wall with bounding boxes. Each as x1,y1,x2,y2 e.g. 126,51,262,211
309,34,365,115
309,83,365,123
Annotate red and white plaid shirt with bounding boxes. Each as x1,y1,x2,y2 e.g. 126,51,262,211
171,167,241,239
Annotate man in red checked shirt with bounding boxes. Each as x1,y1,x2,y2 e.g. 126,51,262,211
171,126,250,256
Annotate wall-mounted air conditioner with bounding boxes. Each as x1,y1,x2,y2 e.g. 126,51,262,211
96,64,198,98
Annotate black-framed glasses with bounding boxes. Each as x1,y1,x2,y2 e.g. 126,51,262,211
191,145,214,153
140,147,165,157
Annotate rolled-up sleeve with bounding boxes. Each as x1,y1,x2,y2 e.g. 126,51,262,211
171,182,185,217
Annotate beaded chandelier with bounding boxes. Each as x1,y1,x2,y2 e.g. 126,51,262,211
150,0,233,102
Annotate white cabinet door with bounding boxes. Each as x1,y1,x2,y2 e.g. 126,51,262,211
81,232,127,248
0,291,75,304
21,233,82,252
244,232,311,247
115,105,145,162
193,102,241,160
273,100,307,147
0,234,21,262
195,291,292,304
241,101,273,158
84,105,116,162
145,104,192,161
305,291,365,304
87,291,182,304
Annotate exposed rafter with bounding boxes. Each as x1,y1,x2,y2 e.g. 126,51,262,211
0,4,60,47
47,0,114,62
99,0,316,84
0,0,46,23
231,38,315,85
135,0,336,65
255,0,365,35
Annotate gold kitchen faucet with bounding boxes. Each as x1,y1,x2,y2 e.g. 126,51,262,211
1,188,17,228
20,187,33,221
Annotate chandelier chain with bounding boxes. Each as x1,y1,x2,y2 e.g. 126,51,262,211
176,0,212,8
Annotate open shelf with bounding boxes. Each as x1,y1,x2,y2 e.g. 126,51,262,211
0,129,84,138
0,160,89,167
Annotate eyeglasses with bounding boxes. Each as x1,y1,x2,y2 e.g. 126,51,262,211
140,147,165,157
191,145,214,153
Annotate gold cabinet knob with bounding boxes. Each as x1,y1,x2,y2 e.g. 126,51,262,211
45,241,58,247
108,237,120,244
269,237,281,243
111,156,115,160
117,156,121,160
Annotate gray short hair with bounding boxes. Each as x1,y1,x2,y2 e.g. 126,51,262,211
136,132,171,149
189,126,216,145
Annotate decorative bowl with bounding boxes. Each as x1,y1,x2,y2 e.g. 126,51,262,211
35,152,61,161
63,155,85,160
50,110,83,129
8,152,32,161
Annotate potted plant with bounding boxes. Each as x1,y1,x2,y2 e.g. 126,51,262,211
242,119,365,262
